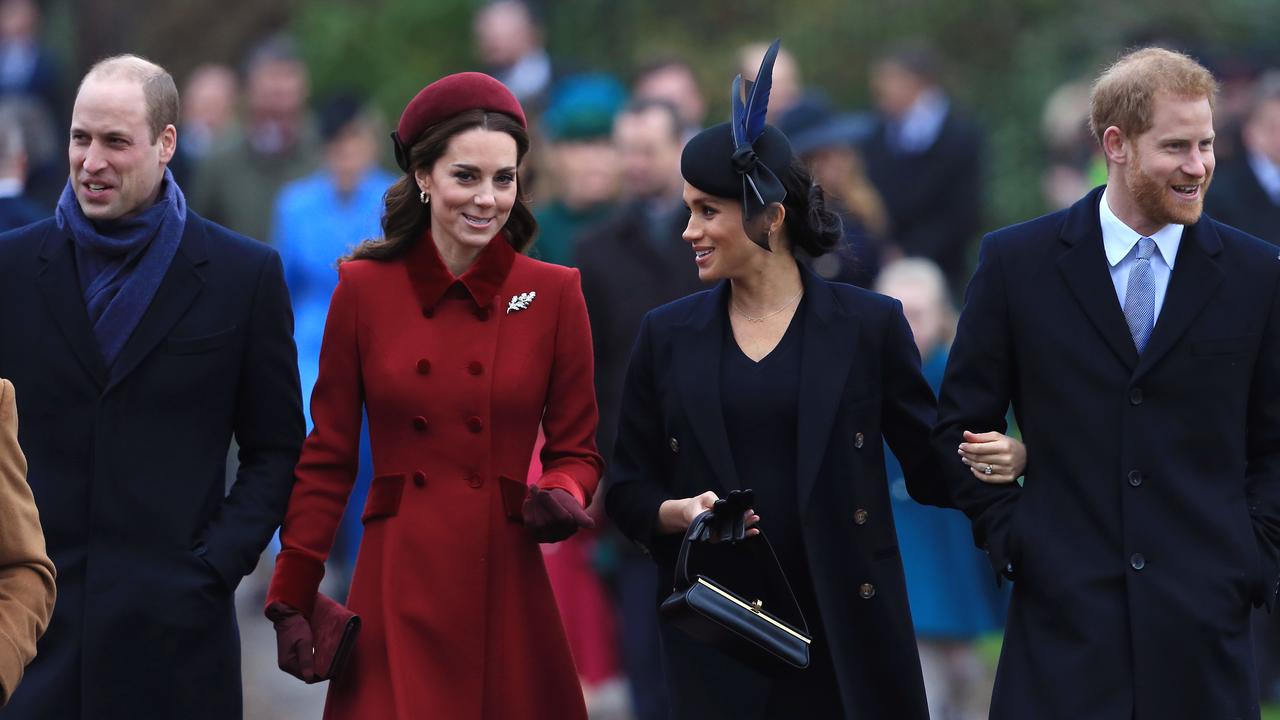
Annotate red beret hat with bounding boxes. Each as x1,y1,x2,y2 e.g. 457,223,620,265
390,72,526,172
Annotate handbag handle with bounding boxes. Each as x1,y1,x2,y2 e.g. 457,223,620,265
673,509,811,637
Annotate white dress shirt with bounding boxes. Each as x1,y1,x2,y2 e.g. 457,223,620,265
1099,189,1182,321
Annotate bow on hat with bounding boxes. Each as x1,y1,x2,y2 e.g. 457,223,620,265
732,39,787,250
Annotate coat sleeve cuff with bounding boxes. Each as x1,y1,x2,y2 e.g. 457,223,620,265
266,550,325,618
537,470,587,508
0,627,23,706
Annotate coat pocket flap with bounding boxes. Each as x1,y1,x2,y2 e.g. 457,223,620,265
499,475,528,522
362,473,406,524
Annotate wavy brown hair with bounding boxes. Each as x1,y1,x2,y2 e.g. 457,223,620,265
345,109,536,262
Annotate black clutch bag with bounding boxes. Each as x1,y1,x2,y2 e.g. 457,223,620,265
659,502,812,673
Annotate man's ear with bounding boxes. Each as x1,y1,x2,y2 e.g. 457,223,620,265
1101,125,1129,166
158,124,177,164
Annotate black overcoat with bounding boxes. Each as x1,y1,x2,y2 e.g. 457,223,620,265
934,186,1280,720
605,266,946,719
0,214,304,719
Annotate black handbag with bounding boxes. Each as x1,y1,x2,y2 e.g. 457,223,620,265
659,504,812,673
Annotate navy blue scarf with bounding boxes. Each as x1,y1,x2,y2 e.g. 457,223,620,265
55,168,187,368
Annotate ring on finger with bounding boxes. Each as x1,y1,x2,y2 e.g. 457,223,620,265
983,464,993,475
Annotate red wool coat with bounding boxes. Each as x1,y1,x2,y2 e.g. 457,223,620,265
267,232,602,719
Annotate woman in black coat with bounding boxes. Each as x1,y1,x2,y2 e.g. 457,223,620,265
604,42,1025,719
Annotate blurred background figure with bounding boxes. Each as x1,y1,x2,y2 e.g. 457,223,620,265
473,0,555,114
738,41,802,122
778,93,885,287
875,257,1006,720
863,42,985,297
271,94,394,594
1207,70,1280,246
169,63,239,187
189,34,318,243
0,0,58,207
574,98,703,720
631,56,707,137
0,100,45,230
532,73,623,266
1039,80,1104,210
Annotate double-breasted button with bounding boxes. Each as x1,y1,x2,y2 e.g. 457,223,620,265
1130,553,1146,571
412,416,429,432
1129,388,1144,406
467,416,484,433
466,473,484,488
467,361,484,376
853,508,869,525
412,471,427,488
416,359,432,375
475,307,491,321
421,306,434,319
853,432,865,449
859,583,876,599
669,437,679,453
1127,470,1143,487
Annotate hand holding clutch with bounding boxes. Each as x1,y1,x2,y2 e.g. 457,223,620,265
266,602,317,683
522,486,594,543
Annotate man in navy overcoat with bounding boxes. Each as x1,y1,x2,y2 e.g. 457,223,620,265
936,47,1280,719
0,55,303,718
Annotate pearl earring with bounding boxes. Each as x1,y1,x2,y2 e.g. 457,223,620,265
420,190,430,204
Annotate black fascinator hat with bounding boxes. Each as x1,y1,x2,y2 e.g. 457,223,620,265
680,39,793,250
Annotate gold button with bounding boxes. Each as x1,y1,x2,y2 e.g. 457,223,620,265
669,437,679,453
859,583,876,599
853,509,869,525
854,432,865,449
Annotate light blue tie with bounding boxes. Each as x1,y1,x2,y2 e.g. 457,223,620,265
1124,237,1157,353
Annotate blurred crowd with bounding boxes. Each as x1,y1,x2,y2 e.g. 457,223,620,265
9,0,1280,717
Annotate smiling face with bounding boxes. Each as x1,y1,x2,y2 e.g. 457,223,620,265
415,127,519,258
681,183,766,282
1106,91,1215,234
69,75,175,221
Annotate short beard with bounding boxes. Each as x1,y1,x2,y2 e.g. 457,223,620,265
1126,155,1210,227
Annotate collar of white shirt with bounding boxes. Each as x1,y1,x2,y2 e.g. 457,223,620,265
1099,188,1183,269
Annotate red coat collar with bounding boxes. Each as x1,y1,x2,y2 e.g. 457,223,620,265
406,230,516,311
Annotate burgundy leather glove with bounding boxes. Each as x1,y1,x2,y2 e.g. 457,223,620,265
266,602,319,683
522,486,594,543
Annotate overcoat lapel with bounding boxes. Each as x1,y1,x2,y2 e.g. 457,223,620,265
36,227,108,388
1056,188,1140,371
1132,218,1223,380
795,267,859,510
672,282,738,495
107,218,209,390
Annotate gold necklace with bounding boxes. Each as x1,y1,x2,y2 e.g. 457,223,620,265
731,288,803,323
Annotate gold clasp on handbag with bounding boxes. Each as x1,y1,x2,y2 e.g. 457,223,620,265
751,599,764,614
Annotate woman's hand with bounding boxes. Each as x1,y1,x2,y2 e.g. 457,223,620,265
657,491,760,536
958,430,1027,484
265,602,318,683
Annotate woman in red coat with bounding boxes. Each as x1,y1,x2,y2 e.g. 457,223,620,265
264,72,603,719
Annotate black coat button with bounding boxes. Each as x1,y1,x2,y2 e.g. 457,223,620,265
853,509,869,525
412,416,428,432
859,583,876,599
467,473,484,488
467,416,484,433
1130,553,1146,571
416,359,431,375
1129,388,1144,405
413,471,427,488
468,361,484,376
1128,470,1143,487
854,432,865,449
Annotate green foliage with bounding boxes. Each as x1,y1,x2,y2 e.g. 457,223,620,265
294,0,1280,232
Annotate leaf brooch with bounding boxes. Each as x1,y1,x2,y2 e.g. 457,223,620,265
507,291,536,313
